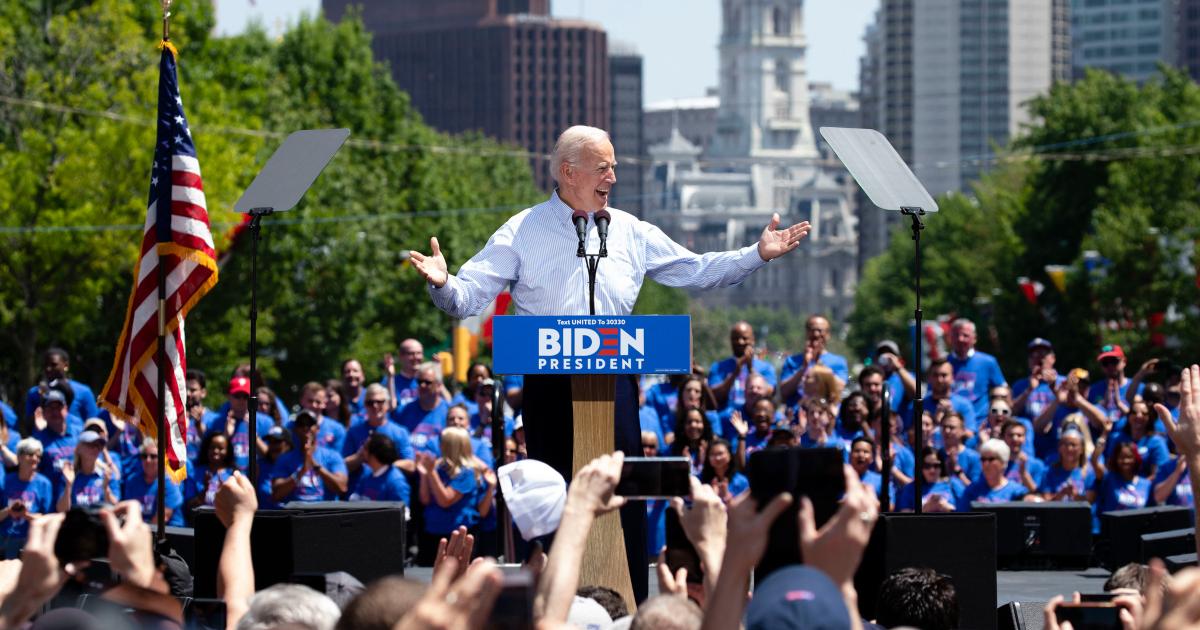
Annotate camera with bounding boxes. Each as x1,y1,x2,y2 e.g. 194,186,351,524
55,506,112,565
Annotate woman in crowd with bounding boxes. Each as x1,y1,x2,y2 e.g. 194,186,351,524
801,365,843,415
1037,424,1096,502
416,426,481,566
664,376,719,446
451,362,493,417
699,438,748,504
57,429,120,511
186,431,236,514
836,391,870,442
256,386,285,427
1105,399,1170,478
849,436,890,504
896,447,961,512
1095,441,1151,520
800,400,845,452
1153,452,1193,507
671,407,715,477
1,438,55,559
872,408,915,487
350,433,410,505
957,439,1027,510
325,379,352,428
447,403,492,467
971,398,1035,460
471,460,500,559
123,438,184,527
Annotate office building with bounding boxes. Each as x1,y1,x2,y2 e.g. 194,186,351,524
609,43,645,214
1074,0,1178,81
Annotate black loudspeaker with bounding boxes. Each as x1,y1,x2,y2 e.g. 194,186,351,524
973,502,1091,569
1102,506,1193,570
1165,552,1198,572
1141,528,1196,564
997,600,1046,630
192,503,406,598
854,512,997,630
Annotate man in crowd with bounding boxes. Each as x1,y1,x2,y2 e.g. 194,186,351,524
270,411,348,503
392,365,449,456
24,347,99,424
1089,344,1139,426
186,369,218,463
709,322,777,412
390,339,425,409
875,340,917,420
31,389,77,498
1012,338,1062,419
720,373,776,441
208,376,272,473
342,358,368,419
858,365,887,417
946,318,1007,419
344,384,414,491
927,358,978,437
289,382,346,453
779,315,848,408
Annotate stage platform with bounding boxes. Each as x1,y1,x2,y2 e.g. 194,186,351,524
403,566,1114,607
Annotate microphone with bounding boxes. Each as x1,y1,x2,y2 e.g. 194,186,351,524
594,209,611,257
571,209,588,257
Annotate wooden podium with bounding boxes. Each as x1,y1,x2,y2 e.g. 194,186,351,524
492,315,692,612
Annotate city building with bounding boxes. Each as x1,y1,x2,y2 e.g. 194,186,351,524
643,95,719,155
609,42,645,214
1181,0,1200,79
1073,0,1178,82
323,0,609,190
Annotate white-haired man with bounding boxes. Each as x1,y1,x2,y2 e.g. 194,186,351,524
410,125,811,602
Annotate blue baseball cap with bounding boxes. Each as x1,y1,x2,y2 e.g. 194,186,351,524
1027,337,1053,352
746,565,853,630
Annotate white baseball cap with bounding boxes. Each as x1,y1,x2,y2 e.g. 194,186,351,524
498,459,566,541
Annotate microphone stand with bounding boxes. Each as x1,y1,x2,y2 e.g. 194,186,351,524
577,219,607,317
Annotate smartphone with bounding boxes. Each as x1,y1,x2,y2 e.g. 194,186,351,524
1055,602,1122,629
615,457,691,499
1079,593,1118,603
186,597,228,630
664,507,704,585
487,570,535,630
55,506,110,565
748,447,846,580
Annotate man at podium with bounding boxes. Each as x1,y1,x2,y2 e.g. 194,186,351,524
411,125,810,600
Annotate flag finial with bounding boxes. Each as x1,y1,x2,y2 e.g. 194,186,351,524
161,0,173,42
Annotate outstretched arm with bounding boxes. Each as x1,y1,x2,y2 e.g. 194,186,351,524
415,225,520,319
644,216,811,290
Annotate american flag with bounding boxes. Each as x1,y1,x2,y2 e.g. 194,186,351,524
100,46,217,482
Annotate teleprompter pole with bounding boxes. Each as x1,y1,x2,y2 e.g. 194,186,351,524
247,207,272,486
901,206,926,513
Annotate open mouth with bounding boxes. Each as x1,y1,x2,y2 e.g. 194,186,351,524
596,188,610,203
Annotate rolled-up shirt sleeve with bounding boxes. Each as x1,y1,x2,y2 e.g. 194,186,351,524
641,222,766,289
428,221,521,319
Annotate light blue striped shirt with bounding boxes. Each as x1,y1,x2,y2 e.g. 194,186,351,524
429,192,767,317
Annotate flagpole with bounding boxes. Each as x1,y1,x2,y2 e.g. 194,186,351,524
154,0,173,546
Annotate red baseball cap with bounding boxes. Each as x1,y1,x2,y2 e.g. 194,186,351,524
229,376,251,396
1097,344,1125,362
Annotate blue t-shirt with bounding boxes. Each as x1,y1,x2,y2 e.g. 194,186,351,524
875,443,916,481
285,416,346,454
351,466,411,505
1,401,16,430
424,466,479,534
70,469,121,508
448,392,480,419
32,427,78,496
1004,456,1046,488
967,417,1036,460
123,474,184,527
25,380,99,424
1013,376,1072,459
707,357,777,411
1037,464,1096,499
800,434,849,460
269,447,349,503
502,375,524,413
645,382,679,426
947,351,1006,419
256,456,283,510
858,469,896,505
1105,432,1170,477
779,352,849,407
1096,474,1152,533
957,478,1027,511
468,412,515,440
205,415,274,472
213,396,291,427
639,406,666,454
2,472,54,540
392,400,448,456
742,430,772,461
1153,458,1193,508
342,422,414,459
1087,379,1143,426
895,479,964,511
941,447,983,484
184,466,235,508
646,499,668,558
389,374,421,410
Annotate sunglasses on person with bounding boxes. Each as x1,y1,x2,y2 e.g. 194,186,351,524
923,462,943,470
418,379,438,386
980,456,1001,462
990,408,1011,416
142,453,158,460
366,399,388,406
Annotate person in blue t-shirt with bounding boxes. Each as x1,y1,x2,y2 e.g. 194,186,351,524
449,362,493,419
58,431,121,512
122,439,184,527
896,447,963,512
1095,442,1151,520
2,438,56,558
1000,419,1045,492
350,433,411,506
799,401,847,456
270,411,350,504
946,319,1007,420
31,389,78,499
927,359,978,435
468,379,515,442
957,439,1027,510
640,433,669,557
1012,338,1067,456
836,392,871,443
645,375,684,430
185,432,236,515
287,382,347,453
708,322,777,411
207,376,272,473
446,403,494,468
256,426,292,509
849,436,893,506
391,366,449,456
24,348,100,424
938,412,981,487
387,339,426,410
341,358,369,421
1088,345,1141,427
875,340,918,420
873,409,915,488
970,397,1035,460
669,376,724,446
1037,426,1096,502
1153,456,1193,508
671,407,717,477
779,315,849,408
1104,400,1170,479
416,426,481,566
0,400,16,432
700,438,749,504
344,384,415,492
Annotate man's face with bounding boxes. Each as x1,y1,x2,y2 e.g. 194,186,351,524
730,323,754,358
559,140,617,212
951,323,976,356
1028,348,1054,371
230,392,249,415
1100,356,1125,379
941,417,963,447
294,424,316,446
43,354,67,381
400,341,424,373
861,373,884,402
1003,425,1026,453
746,375,769,406
301,389,327,414
475,385,495,411
447,408,470,430
418,370,440,403
929,363,954,396
751,399,774,431
342,361,364,389
806,317,830,346
187,379,206,406
365,391,388,421
43,401,65,425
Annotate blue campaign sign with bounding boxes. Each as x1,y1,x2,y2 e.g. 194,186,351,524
492,315,692,375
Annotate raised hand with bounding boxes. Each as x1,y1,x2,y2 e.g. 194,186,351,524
214,471,258,528
756,213,812,261
434,526,475,581
728,411,748,438
565,451,625,517
60,461,75,485
409,237,449,288
102,501,157,589
1156,365,1200,462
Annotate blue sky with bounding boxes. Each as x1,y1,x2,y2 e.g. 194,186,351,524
214,0,878,104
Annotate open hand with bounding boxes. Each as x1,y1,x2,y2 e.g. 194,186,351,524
1157,365,1200,462
565,451,625,517
409,237,449,288
103,501,157,590
757,214,811,261
214,471,258,528
433,526,476,582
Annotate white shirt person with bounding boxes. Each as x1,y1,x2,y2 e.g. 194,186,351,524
412,125,811,318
